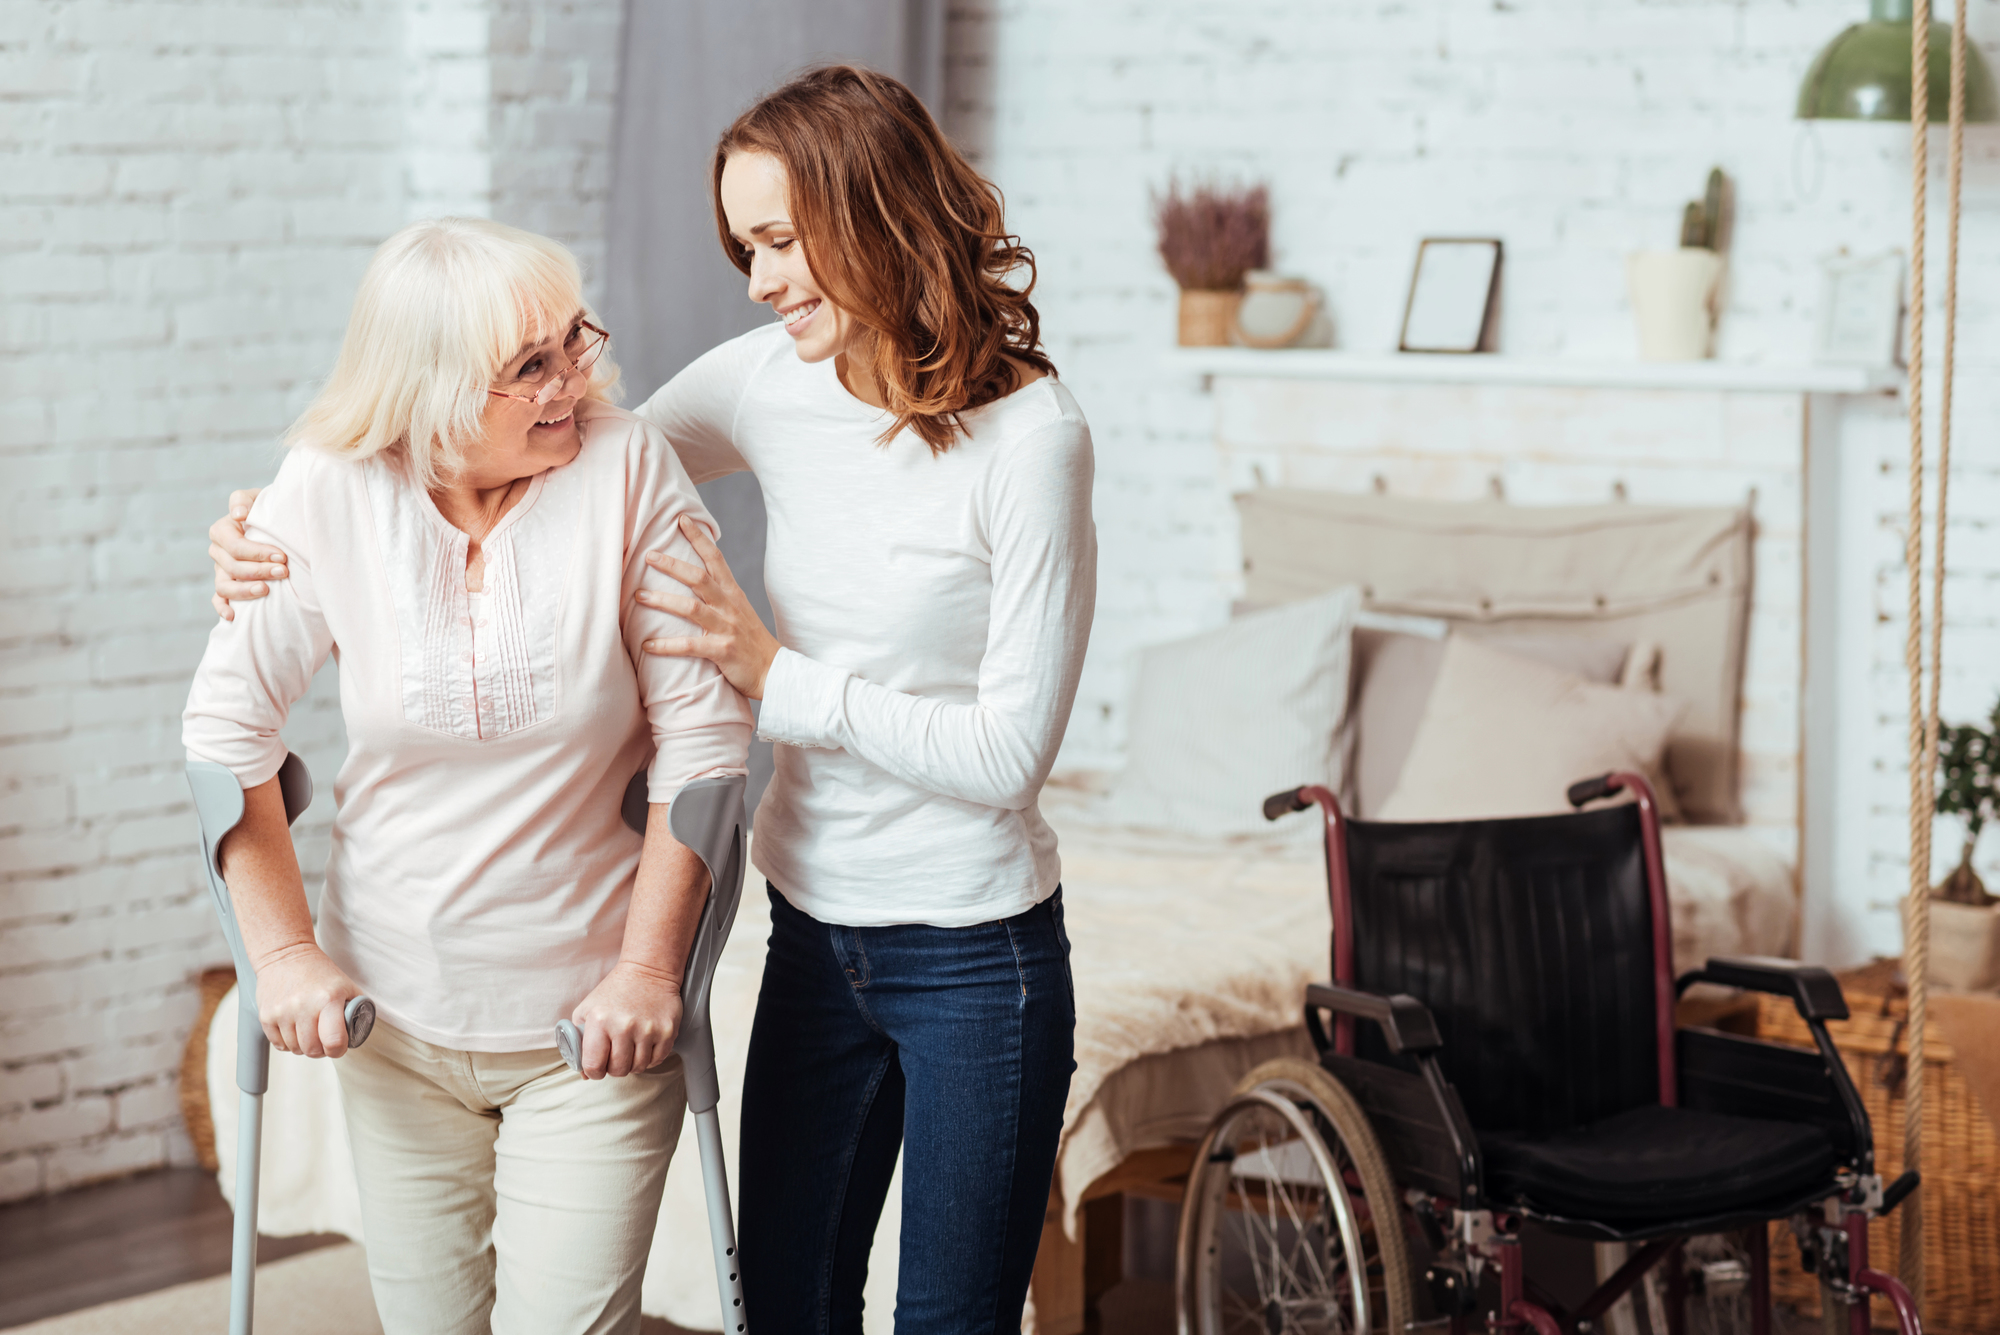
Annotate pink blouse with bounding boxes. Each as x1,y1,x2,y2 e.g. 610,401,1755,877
184,404,753,1051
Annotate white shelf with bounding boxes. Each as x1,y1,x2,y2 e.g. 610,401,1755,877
1163,348,1903,396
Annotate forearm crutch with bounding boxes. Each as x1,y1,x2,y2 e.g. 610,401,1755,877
188,754,375,1335
557,773,749,1335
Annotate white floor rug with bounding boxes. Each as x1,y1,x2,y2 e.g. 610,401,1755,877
6,1244,382,1335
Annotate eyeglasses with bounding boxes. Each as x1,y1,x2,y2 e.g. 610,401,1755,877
488,320,610,407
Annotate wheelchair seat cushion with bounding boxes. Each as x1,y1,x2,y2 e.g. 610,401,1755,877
1480,1104,1836,1224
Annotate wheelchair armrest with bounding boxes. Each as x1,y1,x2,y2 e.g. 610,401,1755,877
1305,982,1442,1054
1676,955,1849,1022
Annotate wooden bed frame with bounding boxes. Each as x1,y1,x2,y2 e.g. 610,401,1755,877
1028,1144,1196,1335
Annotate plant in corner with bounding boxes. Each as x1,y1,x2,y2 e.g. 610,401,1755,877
1154,178,1269,347
1935,694,2000,906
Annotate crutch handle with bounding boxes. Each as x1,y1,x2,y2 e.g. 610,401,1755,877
553,1018,676,1076
556,1018,583,1072
345,996,376,1049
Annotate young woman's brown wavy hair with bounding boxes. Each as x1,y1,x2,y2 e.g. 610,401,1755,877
711,65,1054,454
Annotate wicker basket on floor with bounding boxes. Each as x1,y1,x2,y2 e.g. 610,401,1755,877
1756,962,2000,1334
179,966,238,1173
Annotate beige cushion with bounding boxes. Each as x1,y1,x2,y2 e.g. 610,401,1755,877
1108,589,1359,835
1376,636,1684,822
1236,489,1750,821
1349,628,1631,818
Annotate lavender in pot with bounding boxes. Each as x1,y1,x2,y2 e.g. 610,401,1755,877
1155,179,1269,347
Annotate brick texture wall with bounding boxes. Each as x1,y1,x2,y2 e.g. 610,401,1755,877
0,0,619,1202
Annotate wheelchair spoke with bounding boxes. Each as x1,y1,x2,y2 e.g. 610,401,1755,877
1231,1199,1274,1306
1183,1066,1414,1335
1199,1100,1371,1335
1276,1181,1332,1299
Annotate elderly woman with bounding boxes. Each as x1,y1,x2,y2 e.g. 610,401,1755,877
182,217,751,1335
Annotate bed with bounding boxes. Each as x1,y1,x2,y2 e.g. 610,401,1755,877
198,489,1800,1334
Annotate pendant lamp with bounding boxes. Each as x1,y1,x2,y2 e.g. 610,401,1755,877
1797,0,1998,121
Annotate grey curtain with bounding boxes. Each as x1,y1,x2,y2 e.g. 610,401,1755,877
602,0,945,820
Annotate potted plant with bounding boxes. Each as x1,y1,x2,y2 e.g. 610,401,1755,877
1627,167,1728,361
1932,694,2000,990
1155,179,1269,347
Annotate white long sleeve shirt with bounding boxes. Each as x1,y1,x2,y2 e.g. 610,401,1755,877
183,405,753,1049
637,323,1096,927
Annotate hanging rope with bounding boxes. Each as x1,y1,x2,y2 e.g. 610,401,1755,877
1935,0,1966,768
1898,0,1969,1309
1897,0,1931,1308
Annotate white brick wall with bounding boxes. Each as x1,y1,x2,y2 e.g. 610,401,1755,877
0,0,618,1203
489,0,620,305
943,0,2000,962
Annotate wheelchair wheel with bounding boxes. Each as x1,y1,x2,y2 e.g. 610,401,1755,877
1176,1058,1414,1335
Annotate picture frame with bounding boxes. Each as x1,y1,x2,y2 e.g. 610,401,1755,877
1815,250,1903,368
1399,238,1503,354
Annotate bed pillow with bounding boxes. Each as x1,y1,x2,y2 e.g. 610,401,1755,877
1107,588,1359,835
1376,635,1684,822
1349,629,1631,818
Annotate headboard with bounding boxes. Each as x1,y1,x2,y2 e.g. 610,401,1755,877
1235,488,1753,823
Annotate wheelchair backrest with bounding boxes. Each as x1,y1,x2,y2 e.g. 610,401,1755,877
1343,803,1663,1135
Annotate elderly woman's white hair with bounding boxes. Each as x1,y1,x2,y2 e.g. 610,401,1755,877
287,217,620,487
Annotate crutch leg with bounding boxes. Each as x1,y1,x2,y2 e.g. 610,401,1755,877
692,1103,746,1334
231,1084,263,1335
230,997,271,1335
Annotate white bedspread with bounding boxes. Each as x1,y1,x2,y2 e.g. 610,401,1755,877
209,793,1795,1332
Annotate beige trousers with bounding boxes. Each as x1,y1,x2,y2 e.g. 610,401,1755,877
334,1021,684,1335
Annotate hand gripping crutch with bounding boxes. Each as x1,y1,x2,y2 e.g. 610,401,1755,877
188,754,375,1335
556,773,749,1334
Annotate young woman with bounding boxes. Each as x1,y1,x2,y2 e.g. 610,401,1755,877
189,217,752,1335
210,66,1095,1331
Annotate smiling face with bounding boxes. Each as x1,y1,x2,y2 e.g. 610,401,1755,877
719,151,862,365
467,314,588,486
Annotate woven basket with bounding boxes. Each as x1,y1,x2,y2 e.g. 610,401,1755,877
1756,963,2000,1333
178,967,238,1174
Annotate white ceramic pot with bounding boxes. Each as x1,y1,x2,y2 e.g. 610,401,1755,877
1234,271,1323,348
1929,898,2000,992
1627,248,1726,362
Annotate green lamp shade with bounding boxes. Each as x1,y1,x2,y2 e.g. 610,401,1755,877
1799,0,1999,121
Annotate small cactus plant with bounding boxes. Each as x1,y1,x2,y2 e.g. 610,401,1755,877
1679,167,1727,251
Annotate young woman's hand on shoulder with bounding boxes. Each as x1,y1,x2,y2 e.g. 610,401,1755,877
636,515,782,700
209,488,288,618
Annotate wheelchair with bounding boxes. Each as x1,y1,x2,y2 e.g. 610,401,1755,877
1174,771,1923,1335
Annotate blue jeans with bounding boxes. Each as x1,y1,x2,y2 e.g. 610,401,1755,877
738,884,1076,1334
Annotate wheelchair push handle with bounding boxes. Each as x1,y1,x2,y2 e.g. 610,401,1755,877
1565,773,1620,808
1263,787,1311,821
